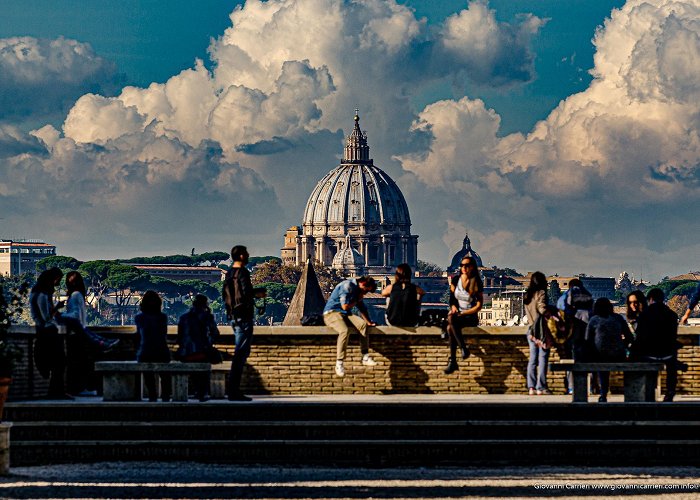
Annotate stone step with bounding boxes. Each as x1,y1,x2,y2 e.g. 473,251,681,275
11,438,700,466
7,402,700,423
10,420,700,442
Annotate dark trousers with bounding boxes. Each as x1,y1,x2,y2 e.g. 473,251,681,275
642,354,678,397
34,325,66,397
228,319,254,396
447,313,476,359
138,355,171,401
596,353,626,397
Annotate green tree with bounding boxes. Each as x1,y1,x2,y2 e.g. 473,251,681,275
36,255,82,274
78,260,117,314
417,260,443,277
195,252,229,266
249,256,281,268
105,264,150,325
251,260,301,285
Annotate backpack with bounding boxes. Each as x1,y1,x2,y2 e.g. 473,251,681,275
386,283,420,326
222,268,244,320
569,286,593,312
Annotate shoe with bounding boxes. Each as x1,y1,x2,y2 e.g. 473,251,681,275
361,354,377,367
77,390,98,397
443,358,458,375
335,360,346,377
536,389,552,395
663,394,675,402
528,388,536,396
228,392,252,402
198,395,211,402
567,388,574,395
101,338,120,353
598,395,607,403
440,331,449,341
460,346,470,360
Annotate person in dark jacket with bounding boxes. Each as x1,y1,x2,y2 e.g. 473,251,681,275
135,290,171,402
177,294,220,401
630,288,680,402
585,298,632,402
382,263,425,327
222,245,266,401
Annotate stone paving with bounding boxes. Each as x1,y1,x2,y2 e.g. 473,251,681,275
1,463,700,499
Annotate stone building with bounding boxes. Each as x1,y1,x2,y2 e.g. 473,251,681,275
0,240,56,276
282,112,418,276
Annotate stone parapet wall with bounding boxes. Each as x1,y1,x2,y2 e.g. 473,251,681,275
5,326,700,398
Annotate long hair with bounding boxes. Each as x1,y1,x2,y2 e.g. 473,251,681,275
32,267,63,295
626,290,647,321
65,271,87,298
459,257,483,296
394,263,412,284
140,290,162,314
524,271,547,305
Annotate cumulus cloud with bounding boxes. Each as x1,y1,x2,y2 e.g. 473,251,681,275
0,36,121,120
397,0,700,279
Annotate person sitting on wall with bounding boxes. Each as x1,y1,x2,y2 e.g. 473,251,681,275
323,276,378,377
382,263,425,327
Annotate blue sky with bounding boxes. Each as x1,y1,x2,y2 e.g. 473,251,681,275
0,0,697,281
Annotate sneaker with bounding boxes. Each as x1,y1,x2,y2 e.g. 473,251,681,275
536,389,552,396
598,395,607,403
663,394,675,402
443,359,458,375
361,354,377,367
335,360,345,377
528,388,536,396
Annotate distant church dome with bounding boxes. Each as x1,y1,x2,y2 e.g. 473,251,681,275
447,233,483,273
282,111,418,276
332,236,365,273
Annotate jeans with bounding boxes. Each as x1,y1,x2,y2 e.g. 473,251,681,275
526,332,550,390
228,319,254,395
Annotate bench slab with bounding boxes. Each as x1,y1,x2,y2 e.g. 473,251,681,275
95,361,210,402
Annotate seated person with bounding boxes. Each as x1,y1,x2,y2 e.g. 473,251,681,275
382,263,425,327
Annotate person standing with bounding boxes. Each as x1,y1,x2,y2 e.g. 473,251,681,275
680,283,700,325
556,278,593,393
630,288,681,402
29,267,70,399
135,290,171,402
443,257,483,375
625,290,647,333
222,245,266,401
524,272,551,395
177,294,220,402
585,298,633,402
323,276,378,377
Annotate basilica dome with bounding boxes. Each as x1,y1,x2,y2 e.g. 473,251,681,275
281,112,418,275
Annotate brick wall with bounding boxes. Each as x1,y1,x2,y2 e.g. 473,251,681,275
7,325,700,398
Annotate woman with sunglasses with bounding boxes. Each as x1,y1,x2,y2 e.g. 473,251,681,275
625,290,647,333
444,257,483,374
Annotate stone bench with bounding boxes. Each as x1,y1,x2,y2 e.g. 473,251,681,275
95,361,210,402
210,362,232,399
550,362,665,402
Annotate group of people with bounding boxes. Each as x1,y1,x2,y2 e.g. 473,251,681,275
28,243,699,402
524,273,694,402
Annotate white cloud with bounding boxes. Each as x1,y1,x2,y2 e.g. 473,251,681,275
0,36,120,120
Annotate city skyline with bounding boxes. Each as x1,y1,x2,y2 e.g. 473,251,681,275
0,0,698,282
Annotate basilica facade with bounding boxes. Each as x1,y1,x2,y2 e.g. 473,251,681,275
281,113,418,276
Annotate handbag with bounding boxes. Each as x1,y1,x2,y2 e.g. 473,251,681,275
206,346,224,364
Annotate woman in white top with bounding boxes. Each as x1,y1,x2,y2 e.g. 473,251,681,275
444,257,483,374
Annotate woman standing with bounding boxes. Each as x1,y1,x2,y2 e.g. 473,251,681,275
524,272,550,395
625,290,647,333
135,290,171,402
444,256,483,374
29,267,69,399
382,263,426,326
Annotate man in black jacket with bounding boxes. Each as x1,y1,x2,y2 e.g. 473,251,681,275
222,245,266,401
630,288,681,402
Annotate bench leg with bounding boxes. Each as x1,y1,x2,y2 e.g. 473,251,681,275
645,372,658,402
171,375,189,402
103,373,141,401
572,373,588,402
210,371,227,399
624,372,647,402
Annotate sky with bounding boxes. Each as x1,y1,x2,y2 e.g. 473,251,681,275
0,0,697,282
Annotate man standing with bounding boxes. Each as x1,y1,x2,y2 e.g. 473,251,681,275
630,288,680,402
222,245,266,401
323,276,378,377
680,283,700,325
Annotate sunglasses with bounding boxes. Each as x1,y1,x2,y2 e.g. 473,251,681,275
628,300,639,304
461,263,473,268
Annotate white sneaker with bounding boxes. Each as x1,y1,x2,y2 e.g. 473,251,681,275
361,354,377,366
335,361,345,377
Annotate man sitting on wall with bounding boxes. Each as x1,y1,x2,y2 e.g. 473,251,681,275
323,276,378,377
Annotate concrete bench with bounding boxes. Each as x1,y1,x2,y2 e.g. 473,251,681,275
95,361,210,402
210,362,232,399
550,362,664,402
